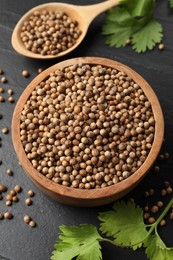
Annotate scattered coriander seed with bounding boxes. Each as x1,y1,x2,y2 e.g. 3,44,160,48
144,212,150,219
1,76,7,83
144,206,149,212
164,152,169,159
6,169,13,176
24,215,31,224
6,200,12,206
25,198,32,206
145,191,150,198
161,189,167,196
157,201,163,208
126,38,131,45
8,96,15,103
170,212,173,220
0,194,3,200
166,187,172,195
7,89,13,95
0,96,5,102
0,69,4,74
6,194,12,201
158,154,164,161
159,219,166,227
0,87,4,93
38,68,44,73
154,166,160,173
27,190,34,197
14,185,22,193
151,205,159,213
12,196,19,202
149,188,155,196
158,43,165,50
148,217,155,224
0,184,7,192
164,181,170,188
22,70,30,78
9,190,16,196
2,127,9,134
0,213,4,220
4,212,13,219
29,220,36,228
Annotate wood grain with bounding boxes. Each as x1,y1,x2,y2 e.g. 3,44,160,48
12,57,164,206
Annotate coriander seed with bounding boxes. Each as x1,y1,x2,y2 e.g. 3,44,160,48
27,190,34,197
1,76,7,83
22,70,30,78
24,215,31,224
29,220,36,227
25,198,32,206
6,169,13,176
2,127,9,134
0,213,4,220
4,212,13,219
14,185,22,193
0,184,7,192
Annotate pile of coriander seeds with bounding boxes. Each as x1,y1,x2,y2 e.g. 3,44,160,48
20,63,155,189
20,10,81,56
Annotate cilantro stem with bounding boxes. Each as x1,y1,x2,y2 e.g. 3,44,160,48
101,238,117,246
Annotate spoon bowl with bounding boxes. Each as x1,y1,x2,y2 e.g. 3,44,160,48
11,0,120,59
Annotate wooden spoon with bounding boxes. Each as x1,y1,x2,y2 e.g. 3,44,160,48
11,0,120,59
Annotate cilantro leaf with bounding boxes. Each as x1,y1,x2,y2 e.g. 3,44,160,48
99,201,149,250
131,17,163,53
102,7,140,47
169,0,173,8
144,233,173,260
103,0,163,53
51,224,103,260
121,0,155,17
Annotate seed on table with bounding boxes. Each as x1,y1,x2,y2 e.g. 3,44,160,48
0,87,4,93
14,185,22,193
151,205,159,213
160,219,166,227
6,169,13,176
158,154,164,161
22,70,30,78
0,184,7,192
4,212,13,219
29,220,36,228
25,198,32,206
0,69,4,74
6,194,12,201
12,196,19,202
166,187,172,194
144,206,149,212
1,76,7,83
161,189,167,196
2,128,9,134
157,201,163,208
27,190,34,197
154,166,160,173
0,213,4,220
0,194,3,200
9,190,16,196
149,188,155,196
158,43,165,50
148,217,155,224
8,96,15,103
23,215,31,224
164,152,169,159
144,212,150,219
164,181,170,188
7,89,13,95
0,96,5,102
38,68,44,73
6,200,12,206
170,212,173,220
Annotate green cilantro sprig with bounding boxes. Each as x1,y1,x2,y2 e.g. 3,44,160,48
102,0,173,53
51,197,173,260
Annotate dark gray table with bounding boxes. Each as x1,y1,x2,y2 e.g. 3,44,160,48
0,1,173,259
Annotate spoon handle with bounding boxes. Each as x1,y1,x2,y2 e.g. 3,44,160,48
77,0,121,24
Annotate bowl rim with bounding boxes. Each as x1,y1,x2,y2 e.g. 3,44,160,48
12,57,164,202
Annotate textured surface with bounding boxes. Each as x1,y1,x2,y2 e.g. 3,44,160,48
0,0,173,259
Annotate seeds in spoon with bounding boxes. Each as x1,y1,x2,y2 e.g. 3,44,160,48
20,10,81,56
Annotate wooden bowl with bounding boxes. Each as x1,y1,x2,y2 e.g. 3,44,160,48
12,57,164,207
